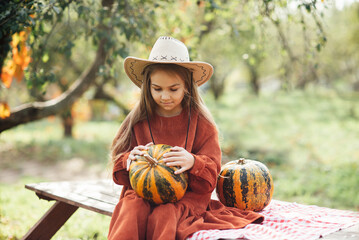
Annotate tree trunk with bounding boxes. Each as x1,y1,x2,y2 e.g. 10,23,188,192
61,109,74,138
210,74,225,100
249,65,260,95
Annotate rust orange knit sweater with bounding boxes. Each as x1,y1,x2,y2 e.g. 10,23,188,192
108,109,264,240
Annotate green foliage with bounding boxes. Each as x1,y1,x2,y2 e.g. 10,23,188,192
2,0,330,95
274,161,359,210
206,88,359,210
2,0,165,94
0,0,40,69
0,1,38,37
318,3,359,90
208,89,359,167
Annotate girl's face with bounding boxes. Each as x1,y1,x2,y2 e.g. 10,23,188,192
150,69,186,117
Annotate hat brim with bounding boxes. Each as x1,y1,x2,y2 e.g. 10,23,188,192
124,57,213,88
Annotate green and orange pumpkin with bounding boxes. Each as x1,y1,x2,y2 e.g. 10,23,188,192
216,158,274,212
129,144,188,204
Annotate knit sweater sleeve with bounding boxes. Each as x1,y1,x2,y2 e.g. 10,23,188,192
188,118,221,194
112,152,131,186
112,134,138,186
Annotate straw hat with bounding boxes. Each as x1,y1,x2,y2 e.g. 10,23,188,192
124,36,213,87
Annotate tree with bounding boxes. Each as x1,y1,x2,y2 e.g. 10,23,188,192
318,3,359,91
0,1,39,71
0,0,161,133
182,0,328,97
0,0,329,133
261,0,327,89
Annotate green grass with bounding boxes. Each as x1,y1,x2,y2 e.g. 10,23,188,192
0,177,110,240
0,120,117,240
1,120,117,168
206,89,359,210
0,89,358,239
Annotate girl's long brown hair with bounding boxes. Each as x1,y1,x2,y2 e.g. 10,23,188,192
111,64,216,163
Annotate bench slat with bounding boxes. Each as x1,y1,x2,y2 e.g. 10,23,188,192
26,180,121,216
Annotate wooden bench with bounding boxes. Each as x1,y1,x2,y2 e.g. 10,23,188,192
23,179,359,240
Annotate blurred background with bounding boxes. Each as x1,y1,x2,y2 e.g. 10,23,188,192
0,0,358,239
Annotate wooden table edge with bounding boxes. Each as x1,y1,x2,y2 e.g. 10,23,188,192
25,184,113,217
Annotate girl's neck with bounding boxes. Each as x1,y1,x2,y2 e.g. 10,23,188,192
156,106,183,117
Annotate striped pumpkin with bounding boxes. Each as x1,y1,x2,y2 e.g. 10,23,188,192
216,158,274,212
129,144,188,204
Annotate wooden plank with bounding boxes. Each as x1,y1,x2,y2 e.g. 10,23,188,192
26,180,122,216
321,223,359,239
26,179,121,203
32,189,115,216
21,201,78,240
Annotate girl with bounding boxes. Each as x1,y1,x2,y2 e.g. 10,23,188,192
108,36,263,240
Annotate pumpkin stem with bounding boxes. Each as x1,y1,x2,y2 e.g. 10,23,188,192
238,158,246,164
144,154,158,165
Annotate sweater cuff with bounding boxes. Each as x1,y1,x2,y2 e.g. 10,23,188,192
113,152,131,172
121,152,131,170
189,154,205,176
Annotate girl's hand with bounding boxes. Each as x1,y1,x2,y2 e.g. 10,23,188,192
126,142,153,170
162,146,195,174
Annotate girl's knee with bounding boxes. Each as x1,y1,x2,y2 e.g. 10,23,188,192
122,191,151,214
149,203,178,220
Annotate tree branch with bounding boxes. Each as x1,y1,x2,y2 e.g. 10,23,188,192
0,37,107,133
0,0,114,133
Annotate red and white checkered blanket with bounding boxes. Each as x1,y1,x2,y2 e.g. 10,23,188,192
188,200,359,240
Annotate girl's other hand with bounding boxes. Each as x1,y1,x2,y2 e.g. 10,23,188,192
126,142,153,170
162,146,195,174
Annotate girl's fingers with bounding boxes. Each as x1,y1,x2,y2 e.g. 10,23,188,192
174,168,186,175
165,160,182,166
129,145,149,161
127,144,153,171
132,150,144,156
163,152,182,158
163,156,184,163
170,146,183,151
136,146,147,151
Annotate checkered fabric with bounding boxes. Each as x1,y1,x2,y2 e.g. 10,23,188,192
188,200,359,240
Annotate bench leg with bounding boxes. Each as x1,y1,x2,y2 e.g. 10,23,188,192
22,201,79,240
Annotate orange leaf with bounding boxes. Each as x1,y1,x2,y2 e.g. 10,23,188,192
1,30,31,87
12,47,21,65
1,72,13,88
13,65,24,82
1,60,16,88
15,45,31,69
0,103,11,119
19,31,26,40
